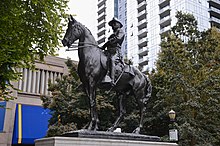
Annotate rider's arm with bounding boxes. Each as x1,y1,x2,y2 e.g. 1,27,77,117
109,29,125,44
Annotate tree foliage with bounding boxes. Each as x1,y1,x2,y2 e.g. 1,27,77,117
0,0,69,100
148,11,220,145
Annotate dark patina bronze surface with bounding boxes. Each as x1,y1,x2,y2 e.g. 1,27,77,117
62,15,152,134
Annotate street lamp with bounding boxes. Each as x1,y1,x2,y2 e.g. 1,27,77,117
168,109,178,141
169,109,176,122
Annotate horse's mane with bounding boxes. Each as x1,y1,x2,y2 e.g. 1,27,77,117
75,22,93,36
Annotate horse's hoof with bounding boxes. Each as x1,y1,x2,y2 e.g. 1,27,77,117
87,127,92,131
87,122,93,130
107,127,114,132
132,127,140,134
94,126,99,131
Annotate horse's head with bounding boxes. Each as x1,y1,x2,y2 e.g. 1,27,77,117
62,15,82,48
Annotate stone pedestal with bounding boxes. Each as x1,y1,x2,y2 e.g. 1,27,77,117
62,130,160,141
35,137,178,146
35,130,178,146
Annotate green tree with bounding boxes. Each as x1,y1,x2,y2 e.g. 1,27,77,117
41,59,116,136
147,11,220,145
0,0,69,100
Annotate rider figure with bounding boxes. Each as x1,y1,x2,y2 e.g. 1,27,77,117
102,17,125,86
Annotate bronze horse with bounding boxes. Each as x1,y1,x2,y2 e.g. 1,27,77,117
62,16,152,134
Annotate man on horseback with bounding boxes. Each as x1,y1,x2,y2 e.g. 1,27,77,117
62,16,152,133
102,17,125,86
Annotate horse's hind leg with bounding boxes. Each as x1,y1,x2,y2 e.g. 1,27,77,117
133,89,148,134
107,93,126,132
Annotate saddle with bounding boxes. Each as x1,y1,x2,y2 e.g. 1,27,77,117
100,53,135,85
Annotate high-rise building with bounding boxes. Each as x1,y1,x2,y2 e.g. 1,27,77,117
97,0,129,61
97,0,220,72
97,0,116,46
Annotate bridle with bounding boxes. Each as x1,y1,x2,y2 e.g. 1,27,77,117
65,23,101,51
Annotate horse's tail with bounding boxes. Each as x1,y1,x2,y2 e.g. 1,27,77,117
144,74,152,100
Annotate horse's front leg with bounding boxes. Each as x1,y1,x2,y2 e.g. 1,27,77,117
87,85,99,131
107,93,126,132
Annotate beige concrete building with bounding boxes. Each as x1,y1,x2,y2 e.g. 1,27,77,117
0,56,71,146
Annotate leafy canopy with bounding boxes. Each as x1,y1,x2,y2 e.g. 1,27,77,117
0,0,69,100
148,11,220,145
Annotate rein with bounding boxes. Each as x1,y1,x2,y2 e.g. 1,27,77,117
66,42,102,51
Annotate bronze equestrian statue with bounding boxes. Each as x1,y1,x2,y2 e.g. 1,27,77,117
62,15,152,134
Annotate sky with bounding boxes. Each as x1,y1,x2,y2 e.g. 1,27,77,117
58,0,97,61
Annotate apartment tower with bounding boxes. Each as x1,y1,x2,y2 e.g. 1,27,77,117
97,0,220,71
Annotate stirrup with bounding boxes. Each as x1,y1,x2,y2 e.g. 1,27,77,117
111,81,116,86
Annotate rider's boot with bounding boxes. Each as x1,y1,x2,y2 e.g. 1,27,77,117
110,63,116,86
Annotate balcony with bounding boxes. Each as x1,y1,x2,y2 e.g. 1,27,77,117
160,6,170,14
138,19,147,29
98,0,106,7
138,38,148,48
209,16,220,27
138,28,148,38
138,47,149,56
98,32,105,40
138,10,147,20
139,56,149,66
208,0,220,7
209,7,220,19
98,5,106,15
137,0,145,3
141,65,150,73
160,15,171,27
98,19,105,29
160,25,171,34
97,12,106,21
98,4,105,11
210,16,220,23
159,0,170,8
97,37,105,45
97,27,105,36
138,1,147,12
99,11,105,17
159,6,171,17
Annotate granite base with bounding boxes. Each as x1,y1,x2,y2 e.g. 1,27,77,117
35,130,178,146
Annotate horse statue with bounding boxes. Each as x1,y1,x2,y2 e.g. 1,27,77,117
62,16,152,134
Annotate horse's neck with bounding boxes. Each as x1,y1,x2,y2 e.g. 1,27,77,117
79,28,97,46
78,29,99,59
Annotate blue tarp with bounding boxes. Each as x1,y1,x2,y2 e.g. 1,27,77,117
12,104,51,144
0,101,6,132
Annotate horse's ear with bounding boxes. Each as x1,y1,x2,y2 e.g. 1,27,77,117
70,15,77,23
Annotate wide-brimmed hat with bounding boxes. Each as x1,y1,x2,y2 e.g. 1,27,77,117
108,17,123,28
